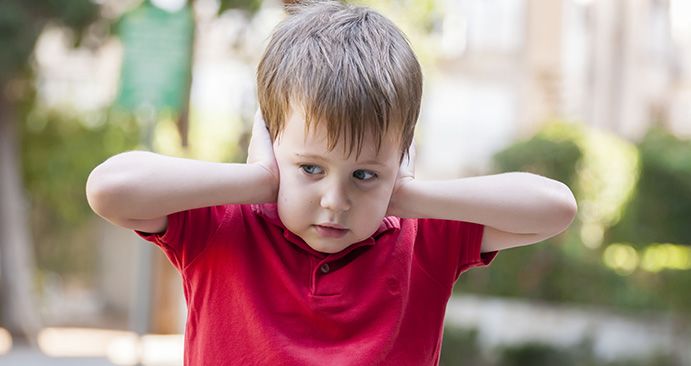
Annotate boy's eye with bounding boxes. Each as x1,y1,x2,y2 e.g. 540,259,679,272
353,170,377,181
300,164,323,175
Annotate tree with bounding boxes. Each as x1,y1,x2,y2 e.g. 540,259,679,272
0,0,99,344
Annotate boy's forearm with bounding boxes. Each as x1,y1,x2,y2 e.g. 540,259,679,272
393,172,577,235
86,151,276,221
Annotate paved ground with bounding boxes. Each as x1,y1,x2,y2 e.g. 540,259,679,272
0,347,116,366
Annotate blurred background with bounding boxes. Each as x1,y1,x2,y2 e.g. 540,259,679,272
0,0,690,365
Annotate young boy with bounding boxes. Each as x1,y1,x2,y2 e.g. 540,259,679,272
86,2,577,365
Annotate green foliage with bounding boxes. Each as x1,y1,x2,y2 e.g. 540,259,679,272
0,0,98,82
8,0,267,280
608,128,691,246
219,0,264,14
0,2,41,82
21,108,140,278
498,343,580,366
459,122,691,315
440,327,484,366
497,341,683,366
32,0,99,31
493,134,582,186
440,328,684,366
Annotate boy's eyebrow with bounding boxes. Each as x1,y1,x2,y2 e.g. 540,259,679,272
294,153,386,167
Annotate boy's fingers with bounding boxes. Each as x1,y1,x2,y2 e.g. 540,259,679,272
408,141,416,162
253,110,267,133
254,109,264,124
251,109,273,144
403,141,416,172
247,108,274,164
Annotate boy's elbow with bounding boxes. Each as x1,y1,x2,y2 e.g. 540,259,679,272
552,182,578,234
85,165,119,219
85,154,138,219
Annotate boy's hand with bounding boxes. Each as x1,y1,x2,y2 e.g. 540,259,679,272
247,109,280,199
387,142,416,216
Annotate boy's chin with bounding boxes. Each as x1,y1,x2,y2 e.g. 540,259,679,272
304,240,353,254
303,231,378,254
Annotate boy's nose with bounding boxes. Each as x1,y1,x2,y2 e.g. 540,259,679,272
320,184,351,212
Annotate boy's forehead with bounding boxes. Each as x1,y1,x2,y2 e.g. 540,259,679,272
286,134,399,164
282,107,400,163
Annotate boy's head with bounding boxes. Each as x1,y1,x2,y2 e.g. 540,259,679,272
257,1,422,253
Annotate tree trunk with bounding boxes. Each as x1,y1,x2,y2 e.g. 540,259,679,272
0,91,42,345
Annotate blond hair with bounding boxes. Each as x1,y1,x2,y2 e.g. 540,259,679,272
257,1,422,159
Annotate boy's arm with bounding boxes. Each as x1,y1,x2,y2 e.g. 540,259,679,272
86,112,278,233
389,172,577,253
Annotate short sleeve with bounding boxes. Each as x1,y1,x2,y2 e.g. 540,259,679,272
415,218,498,285
135,205,229,271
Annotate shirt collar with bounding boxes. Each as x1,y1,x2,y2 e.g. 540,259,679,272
250,203,400,255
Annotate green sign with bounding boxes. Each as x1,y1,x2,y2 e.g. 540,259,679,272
116,1,194,113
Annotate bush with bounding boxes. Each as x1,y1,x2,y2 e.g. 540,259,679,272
440,328,684,366
440,327,487,366
458,123,691,314
21,108,140,279
607,128,691,246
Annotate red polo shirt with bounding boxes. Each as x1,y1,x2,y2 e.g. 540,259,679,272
136,203,497,365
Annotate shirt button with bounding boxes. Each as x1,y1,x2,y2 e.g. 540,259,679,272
320,263,330,273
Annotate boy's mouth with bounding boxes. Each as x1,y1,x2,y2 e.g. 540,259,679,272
313,224,349,238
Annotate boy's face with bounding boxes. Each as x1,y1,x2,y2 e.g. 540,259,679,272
273,105,402,254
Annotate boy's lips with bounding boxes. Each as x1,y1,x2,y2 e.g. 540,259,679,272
313,224,349,238
317,223,347,230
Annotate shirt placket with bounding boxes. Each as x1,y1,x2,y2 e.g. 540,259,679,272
309,239,375,296
310,256,334,295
